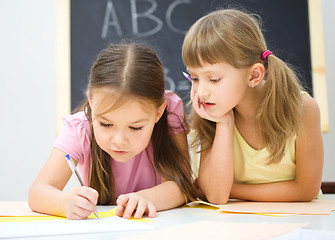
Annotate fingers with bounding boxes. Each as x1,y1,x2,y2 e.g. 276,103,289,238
134,201,156,218
123,197,138,219
192,93,235,124
190,86,195,102
65,186,99,220
192,94,210,120
116,194,156,219
144,202,156,218
75,186,98,212
115,194,129,218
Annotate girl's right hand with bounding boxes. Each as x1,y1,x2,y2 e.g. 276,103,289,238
64,186,99,220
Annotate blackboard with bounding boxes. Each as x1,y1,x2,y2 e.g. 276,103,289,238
70,0,312,110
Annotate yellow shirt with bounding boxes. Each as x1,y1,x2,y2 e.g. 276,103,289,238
233,125,296,184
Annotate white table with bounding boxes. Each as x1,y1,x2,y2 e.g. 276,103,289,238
2,195,335,240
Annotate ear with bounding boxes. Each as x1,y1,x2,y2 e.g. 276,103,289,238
248,63,266,88
155,100,167,123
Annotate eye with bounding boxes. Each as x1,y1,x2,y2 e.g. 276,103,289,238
191,77,199,82
210,78,221,83
99,122,112,127
130,126,143,131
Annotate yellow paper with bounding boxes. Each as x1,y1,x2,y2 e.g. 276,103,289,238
0,202,153,223
88,207,153,223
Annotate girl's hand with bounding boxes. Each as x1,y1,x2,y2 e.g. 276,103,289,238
192,93,234,125
64,186,99,220
116,193,156,219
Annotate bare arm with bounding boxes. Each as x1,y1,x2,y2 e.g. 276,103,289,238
28,148,98,219
193,107,235,205
230,94,324,201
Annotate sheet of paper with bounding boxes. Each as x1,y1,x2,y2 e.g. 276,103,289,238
272,228,335,240
187,199,224,209
0,216,153,239
187,199,335,215
120,221,309,240
0,202,152,223
0,201,45,216
218,199,335,215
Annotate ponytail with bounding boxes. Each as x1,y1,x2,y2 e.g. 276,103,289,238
257,54,303,164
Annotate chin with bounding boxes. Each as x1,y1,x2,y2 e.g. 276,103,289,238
112,156,132,163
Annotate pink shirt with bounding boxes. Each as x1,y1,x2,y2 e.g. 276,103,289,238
54,90,187,199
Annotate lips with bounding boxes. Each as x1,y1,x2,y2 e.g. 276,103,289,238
199,99,216,109
112,150,128,155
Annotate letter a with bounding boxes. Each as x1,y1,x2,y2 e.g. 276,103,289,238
101,0,122,39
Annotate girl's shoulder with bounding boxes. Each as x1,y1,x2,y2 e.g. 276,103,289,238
54,111,91,164
300,93,321,133
164,90,188,133
301,93,320,119
164,90,184,113
62,110,90,128
59,111,91,140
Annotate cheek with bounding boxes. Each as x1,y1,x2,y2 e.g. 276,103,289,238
92,125,109,149
131,127,154,150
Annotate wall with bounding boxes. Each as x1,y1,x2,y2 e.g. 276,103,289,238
0,0,333,201
321,0,335,181
0,0,57,200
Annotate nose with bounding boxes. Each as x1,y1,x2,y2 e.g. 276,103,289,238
112,130,127,147
195,80,210,100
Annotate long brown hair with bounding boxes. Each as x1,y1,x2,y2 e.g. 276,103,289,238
79,43,196,204
182,9,304,164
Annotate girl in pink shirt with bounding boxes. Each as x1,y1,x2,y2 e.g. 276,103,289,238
28,43,196,220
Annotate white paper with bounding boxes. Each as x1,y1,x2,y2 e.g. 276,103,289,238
0,216,153,239
271,228,335,240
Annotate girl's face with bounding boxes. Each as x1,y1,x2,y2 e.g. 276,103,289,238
90,93,166,163
187,62,251,120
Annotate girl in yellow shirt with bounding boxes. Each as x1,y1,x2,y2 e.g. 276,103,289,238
182,9,323,204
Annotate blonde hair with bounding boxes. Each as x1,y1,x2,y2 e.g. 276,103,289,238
182,9,303,164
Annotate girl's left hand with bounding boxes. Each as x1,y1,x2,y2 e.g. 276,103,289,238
192,93,233,124
115,193,156,219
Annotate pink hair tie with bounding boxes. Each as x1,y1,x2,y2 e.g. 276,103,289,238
261,50,272,60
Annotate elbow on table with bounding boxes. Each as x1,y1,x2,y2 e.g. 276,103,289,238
300,190,320,202
294,185,321,202
27,185,40,211
205,192,229,205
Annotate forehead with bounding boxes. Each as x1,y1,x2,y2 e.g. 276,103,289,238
90,89,157,118
187,62,230,73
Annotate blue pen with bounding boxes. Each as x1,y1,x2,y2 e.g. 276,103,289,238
65,154,99,219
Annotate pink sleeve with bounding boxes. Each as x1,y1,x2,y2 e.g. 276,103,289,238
53,111,91,163
165,90,189,135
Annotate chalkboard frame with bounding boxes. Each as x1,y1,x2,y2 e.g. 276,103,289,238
56,0,328,133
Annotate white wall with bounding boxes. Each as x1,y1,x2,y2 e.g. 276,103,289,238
0,0,334,201
321,0,335,181
0,0,57,200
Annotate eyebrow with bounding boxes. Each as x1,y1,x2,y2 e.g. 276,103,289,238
186,69,217,75
98,115,149,124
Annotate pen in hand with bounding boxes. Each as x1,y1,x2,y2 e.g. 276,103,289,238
65,154,99,219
